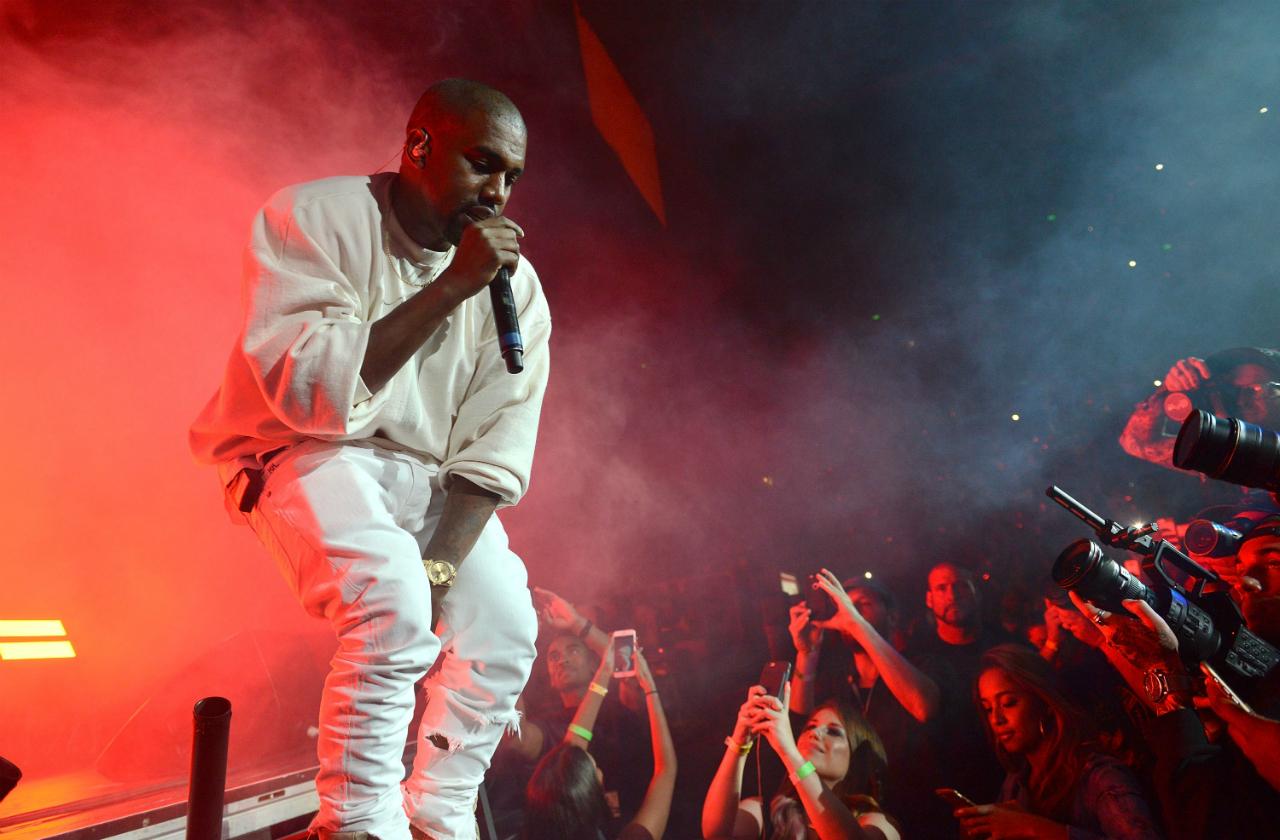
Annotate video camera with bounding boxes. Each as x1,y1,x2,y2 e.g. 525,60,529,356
1045,486,1280,699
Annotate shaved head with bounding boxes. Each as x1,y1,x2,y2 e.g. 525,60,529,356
392,78,528,250
406,78,524,135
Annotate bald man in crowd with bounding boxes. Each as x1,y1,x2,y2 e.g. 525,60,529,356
191,79,550,840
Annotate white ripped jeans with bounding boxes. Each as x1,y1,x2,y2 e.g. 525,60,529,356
244,440,538,840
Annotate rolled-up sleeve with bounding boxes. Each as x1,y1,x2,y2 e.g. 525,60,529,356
239,192,385,436
440,265,552,506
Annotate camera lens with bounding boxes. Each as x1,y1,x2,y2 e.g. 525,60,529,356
1174,410,1280,492
1052,539,1151,612
1051,539,1104,589
1183,519,1245,558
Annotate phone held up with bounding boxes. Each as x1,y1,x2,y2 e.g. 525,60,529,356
935,787,976,810
611,629,637,678
779,571,836,622
759,660,792,698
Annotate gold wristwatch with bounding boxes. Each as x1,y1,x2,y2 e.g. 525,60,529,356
425,559,457,588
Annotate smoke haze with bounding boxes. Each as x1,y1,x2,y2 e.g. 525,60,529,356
2,0,1279,812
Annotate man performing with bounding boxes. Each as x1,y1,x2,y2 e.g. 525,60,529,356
189,79,550,840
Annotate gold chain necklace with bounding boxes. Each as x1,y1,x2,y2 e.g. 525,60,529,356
382,224,452,288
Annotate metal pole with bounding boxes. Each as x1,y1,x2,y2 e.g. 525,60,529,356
186,696,232,840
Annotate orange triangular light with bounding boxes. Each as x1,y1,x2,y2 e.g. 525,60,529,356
574,2,667,226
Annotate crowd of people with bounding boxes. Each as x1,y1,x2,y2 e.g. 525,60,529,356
479,349,1280,839
487,522,1280,839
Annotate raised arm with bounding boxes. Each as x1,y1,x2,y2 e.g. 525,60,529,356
702,686,767,840
564,640,614,751
1118,357,1211,469
532,587,612,655
788,602,823,715
623,653,678,840
751,684,885,840
531,587,650,713
813,570,939,722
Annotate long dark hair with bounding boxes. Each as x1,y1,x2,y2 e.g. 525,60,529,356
974,644,1094,820
522,743,609,840
768,698,889,840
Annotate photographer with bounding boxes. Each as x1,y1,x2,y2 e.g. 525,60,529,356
788,570,938,835
1069,571,1280,839
524,642,676,840
701,682,899,840
1119,348,1280,471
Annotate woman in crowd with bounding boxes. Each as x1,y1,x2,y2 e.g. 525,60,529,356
955,644,1162,840
702,682,899,840
522,642,676,840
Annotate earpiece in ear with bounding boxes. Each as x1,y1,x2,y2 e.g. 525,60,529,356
407,129,431,167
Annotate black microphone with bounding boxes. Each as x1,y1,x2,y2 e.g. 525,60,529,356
490,267,523,374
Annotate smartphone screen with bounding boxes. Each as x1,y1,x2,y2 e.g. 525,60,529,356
611,629,637,678
780,572,800,597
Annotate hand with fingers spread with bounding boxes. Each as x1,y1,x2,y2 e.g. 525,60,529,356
1068,592,1181,667
1163,356,1212,392
810,568,866,640
1069,592,1190,713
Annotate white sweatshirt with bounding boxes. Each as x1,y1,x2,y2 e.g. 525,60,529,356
190,174,551,507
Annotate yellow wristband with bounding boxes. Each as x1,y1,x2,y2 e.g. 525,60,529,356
588,682,608,697
725,736,752,756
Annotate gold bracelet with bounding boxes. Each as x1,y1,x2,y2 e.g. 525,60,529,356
724,736,752,756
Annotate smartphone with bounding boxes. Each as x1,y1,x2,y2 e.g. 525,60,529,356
806,574,836,621
759,660,792,698
935,788,976,809
780,572,801,597
1201,662,1256,715
611,629,637,678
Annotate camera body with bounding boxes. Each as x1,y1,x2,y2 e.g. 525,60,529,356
1047,486,1280,699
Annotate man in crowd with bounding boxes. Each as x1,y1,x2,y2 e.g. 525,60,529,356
489,588,651,833
908,562,1021,824
190,79,551,840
